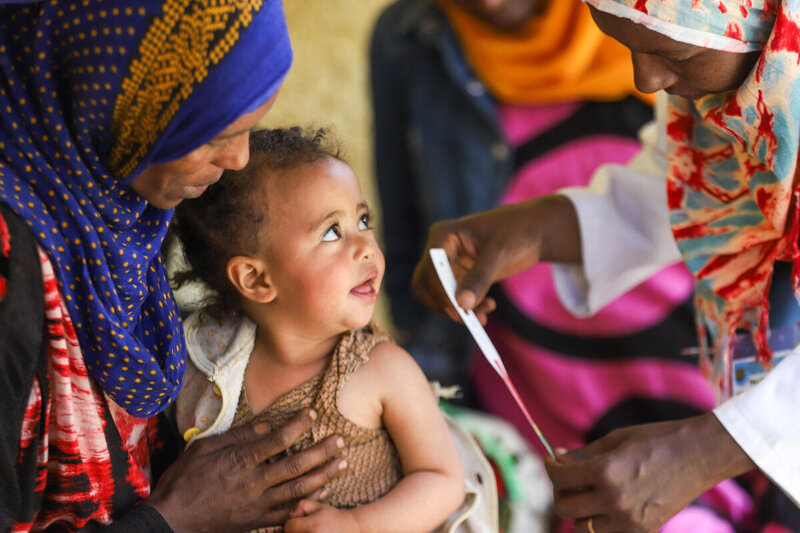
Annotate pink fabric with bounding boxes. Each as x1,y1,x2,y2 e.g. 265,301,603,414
697,478,757,526
497,103,695,335
762,525,795,533
660,505,737,533
497,102,579,145
472,322,714,451
503,261,693,336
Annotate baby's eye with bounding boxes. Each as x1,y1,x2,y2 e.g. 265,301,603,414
322,224,341,242
358,213,373,230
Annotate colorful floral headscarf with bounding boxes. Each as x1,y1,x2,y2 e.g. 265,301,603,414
584,0,800,394
0,0,292,417
585,0,777,52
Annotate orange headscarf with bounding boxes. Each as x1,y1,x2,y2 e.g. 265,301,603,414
436,0,653,105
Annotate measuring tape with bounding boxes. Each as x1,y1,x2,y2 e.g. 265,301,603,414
430,249,555,458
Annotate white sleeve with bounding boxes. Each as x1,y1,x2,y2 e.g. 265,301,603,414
551,92,683,317
713,349,800,505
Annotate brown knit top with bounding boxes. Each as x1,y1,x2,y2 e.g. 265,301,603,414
232,322,403,523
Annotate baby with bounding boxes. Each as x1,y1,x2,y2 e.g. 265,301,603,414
173,127,465,532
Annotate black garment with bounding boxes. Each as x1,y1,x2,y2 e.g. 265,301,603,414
0,203,47,531
0,205,175,532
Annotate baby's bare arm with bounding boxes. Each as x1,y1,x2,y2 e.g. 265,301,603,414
346,342,465,533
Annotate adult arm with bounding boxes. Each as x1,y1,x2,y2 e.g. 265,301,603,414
545,348,800,532
86,412,345,533
411,194,580,323
536,93,800,532
409,93,681,322
545,412,755,533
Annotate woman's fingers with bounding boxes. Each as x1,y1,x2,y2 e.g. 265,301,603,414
259,435,345,489
260,446,347,508
411,244,461,319
550,485,609,522
220,409,319,468
189,409,314,461
545,446,599,492
454,242,503,310
411,221,495,319
149,411,344,532
412,202,554,319
545,417,740,533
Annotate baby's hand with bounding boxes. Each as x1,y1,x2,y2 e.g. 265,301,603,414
284,500,361,533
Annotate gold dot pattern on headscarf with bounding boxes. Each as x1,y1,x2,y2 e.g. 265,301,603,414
0,0,287,417
0,3,199,417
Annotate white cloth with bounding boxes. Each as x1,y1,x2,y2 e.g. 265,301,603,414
713,349,800,506
175,311,255,444
552,93,682,317
550,91,800,505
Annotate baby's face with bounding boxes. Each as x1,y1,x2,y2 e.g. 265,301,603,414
258,157,385,337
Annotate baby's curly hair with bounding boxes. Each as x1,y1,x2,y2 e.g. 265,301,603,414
171,126,341,322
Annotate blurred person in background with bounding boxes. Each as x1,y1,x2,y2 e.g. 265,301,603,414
371,0,800,531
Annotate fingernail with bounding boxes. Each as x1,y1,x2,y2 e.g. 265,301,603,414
336,437,344,449
254,423,269,434
338,459,348,470
555,447,567,455
459,291,476,309
308,409,317,420
320,489,329,499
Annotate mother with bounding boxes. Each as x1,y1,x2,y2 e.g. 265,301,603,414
0,1,345,531
412,0,800,531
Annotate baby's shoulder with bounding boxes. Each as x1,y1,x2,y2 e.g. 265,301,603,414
349,335,424,389
364,339,409,365
337,336,423,426
341,324,428,397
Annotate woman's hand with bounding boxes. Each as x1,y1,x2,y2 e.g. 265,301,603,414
411,195,580,324
284,500,361,533
147,409,347,533
544,413,756,533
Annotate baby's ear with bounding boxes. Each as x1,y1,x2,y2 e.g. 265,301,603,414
226,256,276,304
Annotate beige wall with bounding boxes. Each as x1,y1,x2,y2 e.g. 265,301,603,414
259,0,396,328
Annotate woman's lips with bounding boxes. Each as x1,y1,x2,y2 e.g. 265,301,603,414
182,171,223,199
181,183,213,200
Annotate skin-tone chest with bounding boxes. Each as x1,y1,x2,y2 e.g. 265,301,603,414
243,333,384,429
242,343,330,415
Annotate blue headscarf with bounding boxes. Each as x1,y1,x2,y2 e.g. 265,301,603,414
0,0,292,417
